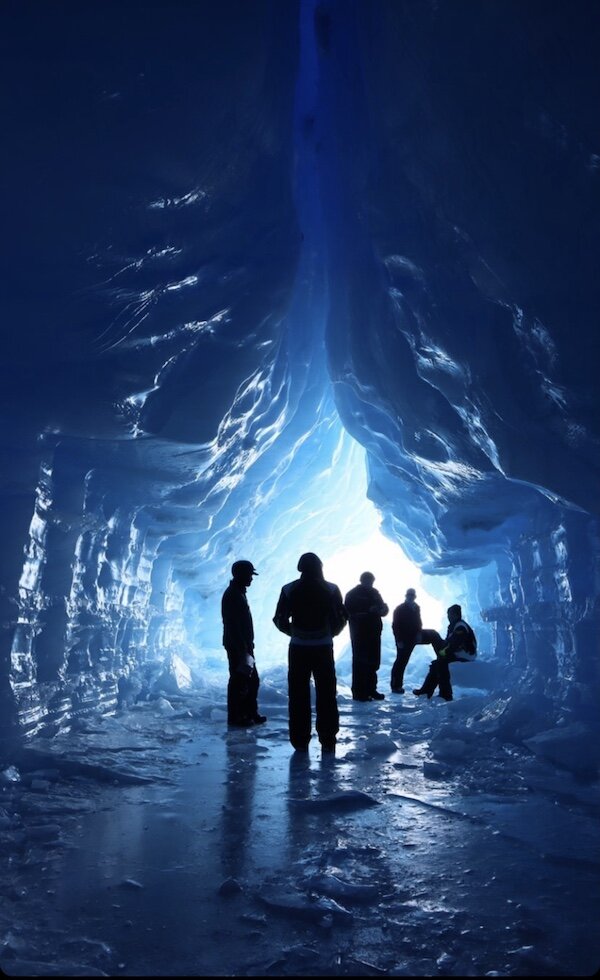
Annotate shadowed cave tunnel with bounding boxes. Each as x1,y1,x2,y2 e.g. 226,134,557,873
2,0,599,748
0,1,600,975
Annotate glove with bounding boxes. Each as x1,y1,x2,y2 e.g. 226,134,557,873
438,647,448,658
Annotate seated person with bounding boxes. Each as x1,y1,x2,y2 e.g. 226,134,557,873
413,604,477,702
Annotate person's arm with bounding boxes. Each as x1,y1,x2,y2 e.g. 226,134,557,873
441,624,468,657
371,590,389,617
415,603,423,632
273,588,293,636
330,585,348,636
223,592,253,670
392,606,405,643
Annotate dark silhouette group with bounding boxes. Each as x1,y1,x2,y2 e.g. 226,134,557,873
221,553,477,753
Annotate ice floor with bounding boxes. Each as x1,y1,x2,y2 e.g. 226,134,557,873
1,671,599,977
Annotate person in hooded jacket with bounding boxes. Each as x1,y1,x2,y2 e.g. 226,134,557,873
413,604,477,701
344,572,389,701
221,560,266,727
273,552,347,753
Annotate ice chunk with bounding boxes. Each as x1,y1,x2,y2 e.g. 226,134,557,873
156,697,175,713
259,888,353,923
362,734,399,756
0,766,20,784
423,761,452,780
307,871,378,903
430,738,468,761
289,790,380,812
524,722,600,775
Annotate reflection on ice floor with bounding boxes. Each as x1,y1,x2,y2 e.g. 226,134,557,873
1,680,599,977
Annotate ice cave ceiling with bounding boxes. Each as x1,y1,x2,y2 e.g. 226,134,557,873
1,0,599,734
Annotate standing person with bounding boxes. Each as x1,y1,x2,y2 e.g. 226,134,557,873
273,552,347,753
390,588,423,693
344,572,389,701
413,604,477,701
221,560,267,727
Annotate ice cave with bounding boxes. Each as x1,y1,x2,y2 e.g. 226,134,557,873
1,0,599,976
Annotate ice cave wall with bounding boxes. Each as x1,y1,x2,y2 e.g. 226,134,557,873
316,0,600,711
1,0,599,748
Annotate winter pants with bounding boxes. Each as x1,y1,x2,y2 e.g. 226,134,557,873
390,629,442,689
350,626,382,699
288,643,339,748
226,650,259,724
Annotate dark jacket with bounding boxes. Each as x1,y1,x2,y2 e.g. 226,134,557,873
344,584,389,636
222,580,254,662
444,618,477,661
392,600,422,642
273,575,347,646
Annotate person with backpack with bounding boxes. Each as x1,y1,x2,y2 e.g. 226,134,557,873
413,604,477,702
273,552,347,753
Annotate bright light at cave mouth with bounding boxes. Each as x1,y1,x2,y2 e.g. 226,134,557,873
324,529,445,658
186,431,449,673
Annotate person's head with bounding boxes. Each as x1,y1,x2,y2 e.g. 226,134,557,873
447,603,462,624
360,571,375,587
297,552,323,578
231,560,258,587
406,588,417,601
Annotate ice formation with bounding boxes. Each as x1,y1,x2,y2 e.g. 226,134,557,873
1,0,599,975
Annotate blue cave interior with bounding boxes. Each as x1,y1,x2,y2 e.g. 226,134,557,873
2,0,598,731
1,1,599,976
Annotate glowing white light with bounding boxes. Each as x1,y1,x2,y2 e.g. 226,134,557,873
322,529,446,657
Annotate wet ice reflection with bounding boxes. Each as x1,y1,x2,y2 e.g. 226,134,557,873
0,679,599,976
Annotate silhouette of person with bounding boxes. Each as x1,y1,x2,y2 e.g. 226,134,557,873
221,560,266,727
273,552,347,753
390,588,439,693
413,604,477,701
344,572,389,701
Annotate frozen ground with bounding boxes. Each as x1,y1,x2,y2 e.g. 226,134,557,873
1,663,599,977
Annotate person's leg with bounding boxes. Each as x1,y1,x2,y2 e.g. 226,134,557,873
351,635,371,700
288,644,312,748
420,629,444,652
368,635,384,698
226,650,251,724
247,667,265,721
414,659,439,697
391,639,415,691
313,645,339,748
437,653,456,700
228,671,251,724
